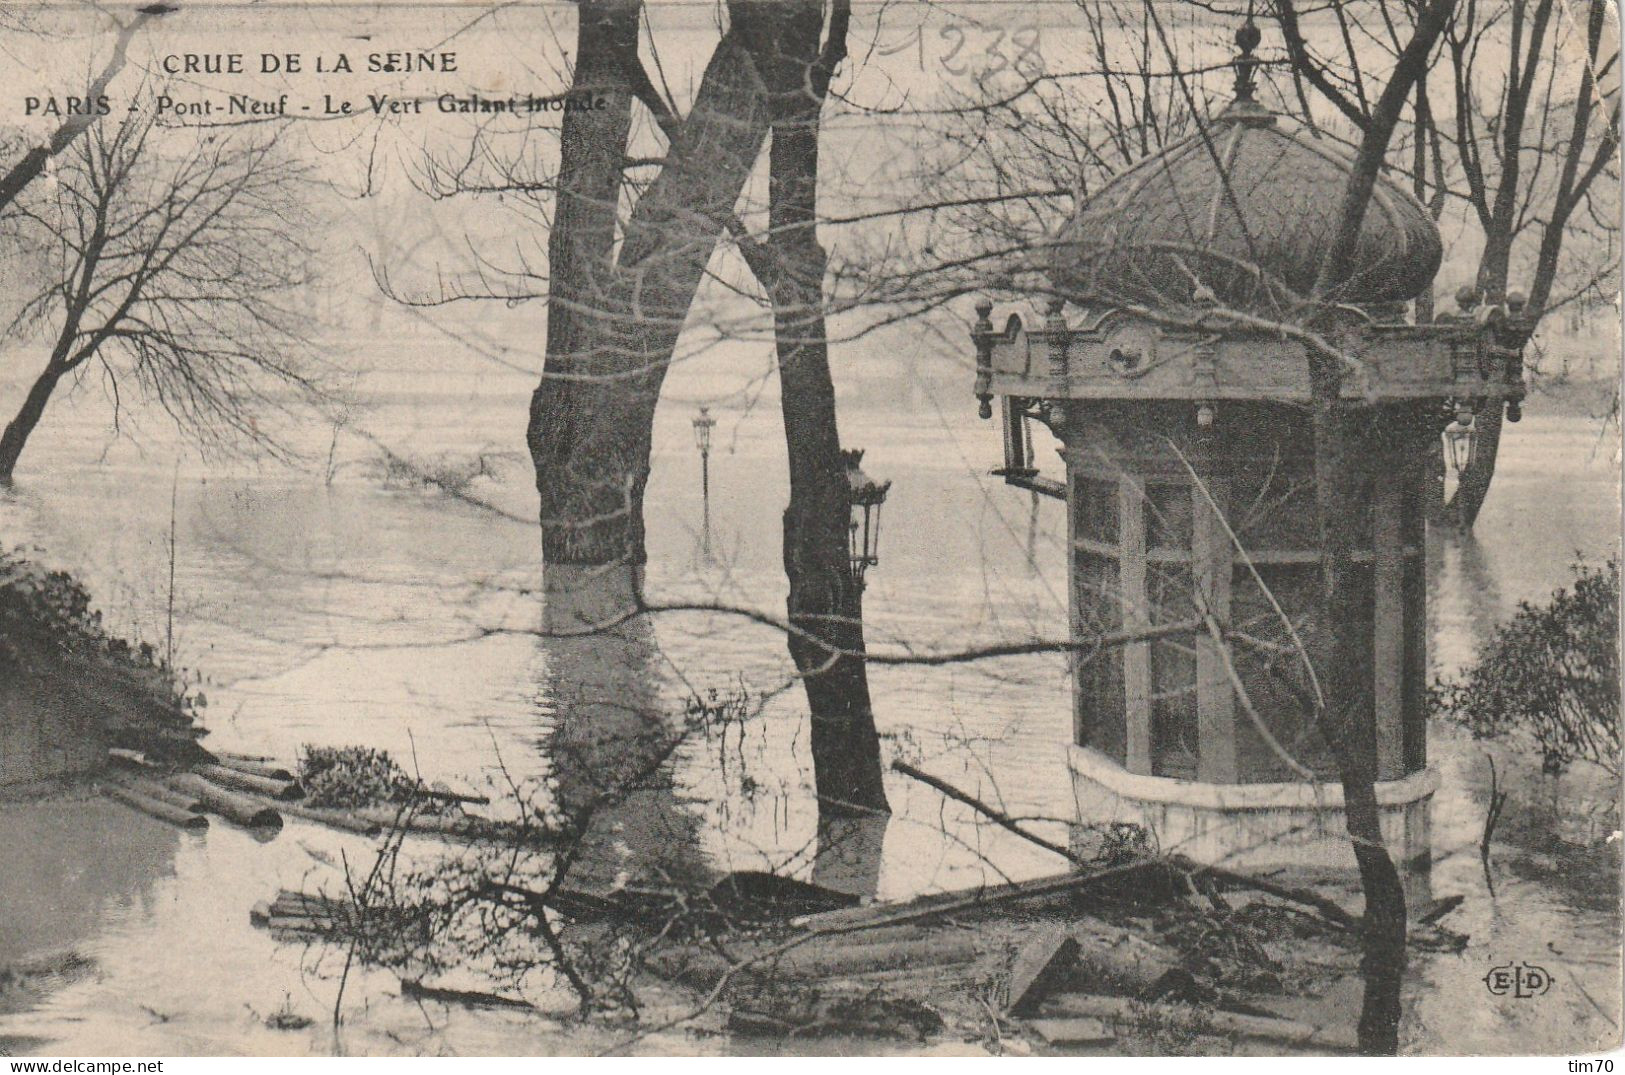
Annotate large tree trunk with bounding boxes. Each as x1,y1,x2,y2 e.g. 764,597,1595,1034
1295,0,1454,1049
760,0,887,816
528,0,638,565
0,364,63,484
529,1,775,567
1307,366,1409,1056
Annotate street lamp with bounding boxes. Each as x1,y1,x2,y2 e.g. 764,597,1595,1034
842,449,891,588
1444,410,1475,475
692,406,717,557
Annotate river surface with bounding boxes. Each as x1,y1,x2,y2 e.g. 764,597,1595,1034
0,356,1618,1055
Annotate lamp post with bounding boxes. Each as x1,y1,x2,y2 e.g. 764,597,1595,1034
842,449,891,589
1444,410,1474,475
692,406,716,557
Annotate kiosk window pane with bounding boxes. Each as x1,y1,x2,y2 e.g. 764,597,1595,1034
1075,477,1120,545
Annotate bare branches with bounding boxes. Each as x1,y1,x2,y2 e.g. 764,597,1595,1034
0,105,328,478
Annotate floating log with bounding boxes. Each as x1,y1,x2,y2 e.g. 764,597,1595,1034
104,771,206,812
416,786,490,806
103,784,209,830
212,754,295,782
272,888,350,913
648,931,982,991
107,747,154,768
1039,993,1359,1053
168,772,283,829
194,763,304,801
790,869,1139,933
265,800,384,836
399,978,534,1011
354,807,497,839
1026,1016,1118,1047
218,750,278,763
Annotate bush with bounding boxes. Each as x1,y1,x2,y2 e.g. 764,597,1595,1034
1433,558,1620,777
299,744,448,812
0,544,204,761
1,545,161,676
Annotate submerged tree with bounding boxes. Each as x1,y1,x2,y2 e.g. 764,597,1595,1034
1435,0,1621,527
0,106,321,482
402,0,891,814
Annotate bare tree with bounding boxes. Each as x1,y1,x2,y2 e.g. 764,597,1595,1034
1436,0,1620,527
0,106,322,482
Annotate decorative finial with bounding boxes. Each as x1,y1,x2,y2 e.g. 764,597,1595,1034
1233,15,1262,104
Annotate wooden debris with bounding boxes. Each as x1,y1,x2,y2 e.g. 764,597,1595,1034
1069,923,1206,1002
102,784,209,829
195,763,303,801
354,807,495,838
1026,1016,1118,1047
212,754,295,782
1417,894,1464,925
399,978,534,1011
728,994,944,1041
416,786,490,806
1004,925,1079,1015
647,930,982,992
168,772,282,829
265,800,384,836
1039,993,1359,1053
104,771,206,812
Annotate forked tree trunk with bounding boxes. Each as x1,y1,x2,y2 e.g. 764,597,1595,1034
529,1,774,567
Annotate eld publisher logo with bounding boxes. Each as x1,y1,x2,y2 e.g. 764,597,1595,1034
1483,961,1553,998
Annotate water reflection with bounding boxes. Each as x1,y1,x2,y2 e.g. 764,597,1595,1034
0,792,181,968
1427,528,1506,670
811,814,889,900
535,564,709,893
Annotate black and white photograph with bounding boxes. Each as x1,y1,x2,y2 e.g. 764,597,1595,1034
0,0,1618,1060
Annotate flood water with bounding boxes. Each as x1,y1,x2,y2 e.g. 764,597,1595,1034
0,349,1618,1055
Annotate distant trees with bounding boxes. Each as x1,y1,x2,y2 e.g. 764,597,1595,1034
0,105,321,482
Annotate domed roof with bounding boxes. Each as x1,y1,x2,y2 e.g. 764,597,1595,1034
1049,95,1442,312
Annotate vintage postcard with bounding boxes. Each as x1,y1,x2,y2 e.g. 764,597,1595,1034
0,0,1618,1061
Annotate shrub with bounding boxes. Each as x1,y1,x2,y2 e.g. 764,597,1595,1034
1433,558,1620,777
299,744,448,812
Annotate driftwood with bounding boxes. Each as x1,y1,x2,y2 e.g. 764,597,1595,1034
263,799,384,836
211,754,295,782
647,929,983,992
168,772,282,828
1025,1016,1118,1047
1417,894,1464,926
1040,993,1359,1053
353,806,500,839
104,771,205,812
415,786,490,806
194,763,303,801
891,760,1365,935
1005,926,1080,1015
399,978,534,1011
103,784,209,829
